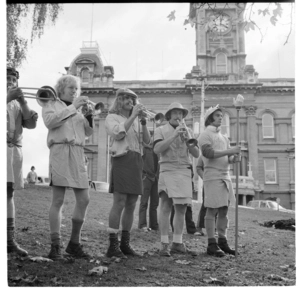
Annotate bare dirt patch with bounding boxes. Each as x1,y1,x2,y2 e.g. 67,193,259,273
7,185,296,287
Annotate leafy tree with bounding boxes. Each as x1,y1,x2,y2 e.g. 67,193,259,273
7,4,63,69
167,3,294,45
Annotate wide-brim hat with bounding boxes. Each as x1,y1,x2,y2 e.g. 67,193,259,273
165,102,189,120
204,104,222,122
116,88,138,100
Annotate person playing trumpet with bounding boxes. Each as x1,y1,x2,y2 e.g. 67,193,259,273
105,88,151,258
42,75,94,260
153,102,199,256
7,67,38,257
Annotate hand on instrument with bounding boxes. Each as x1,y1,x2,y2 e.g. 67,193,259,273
132,103,144,118
229,154,240,163
73,95,88,109
7,87,24,104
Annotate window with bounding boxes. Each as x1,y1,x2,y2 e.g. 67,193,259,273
221,113,230,137
292,114,295,138
262,113,274,138
264,159,277,184
81,69,89,82
216,53,227,74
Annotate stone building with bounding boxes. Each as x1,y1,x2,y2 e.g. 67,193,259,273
65,3,295,209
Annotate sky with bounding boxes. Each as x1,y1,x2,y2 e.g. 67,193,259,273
2,2,297,178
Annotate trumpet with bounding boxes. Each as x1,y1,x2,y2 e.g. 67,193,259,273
177,119,198,147
81,100,105,117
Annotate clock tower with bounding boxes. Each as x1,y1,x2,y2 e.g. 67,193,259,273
192,3,252,81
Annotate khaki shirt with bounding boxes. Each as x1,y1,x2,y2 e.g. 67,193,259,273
154,122,193,172
42,99,93,148
105,113,141,157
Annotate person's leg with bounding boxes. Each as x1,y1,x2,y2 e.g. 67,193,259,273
7,183,28,256
170,205,175,232
65,188,91,258
158,191,173,256
185,204,197,234
205,207,225,257
48,186,66,259
106,192,127,258
149,179,159,230
170,203,188,253
120,194,139,256
217,206,236,255
138,177,151,229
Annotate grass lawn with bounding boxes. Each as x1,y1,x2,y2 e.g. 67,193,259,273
6,185,296,287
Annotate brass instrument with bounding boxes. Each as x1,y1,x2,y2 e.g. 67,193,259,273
135,99,157,120
177,119,198,147
81,100,105,117
16,86,57,107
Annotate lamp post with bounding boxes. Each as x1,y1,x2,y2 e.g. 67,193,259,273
233,94,244,259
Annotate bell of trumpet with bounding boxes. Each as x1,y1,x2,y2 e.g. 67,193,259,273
177,119,198,147
81,100,105,117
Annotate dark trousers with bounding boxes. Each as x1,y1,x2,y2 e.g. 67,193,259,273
138,177,159,230
170,205,197,234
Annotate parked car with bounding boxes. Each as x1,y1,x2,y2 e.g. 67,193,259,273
246,200,295,214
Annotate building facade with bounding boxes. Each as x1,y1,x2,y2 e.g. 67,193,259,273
65,3,295,209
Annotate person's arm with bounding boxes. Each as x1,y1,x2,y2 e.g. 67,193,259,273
196,157,204,179
141,121,150,144
154,126,182,154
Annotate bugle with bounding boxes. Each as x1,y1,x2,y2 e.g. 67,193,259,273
81,100,105,117
177,119,198,147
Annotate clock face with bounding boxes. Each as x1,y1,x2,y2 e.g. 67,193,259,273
210,14,231,33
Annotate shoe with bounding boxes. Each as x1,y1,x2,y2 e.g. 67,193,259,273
218,238,236,255
106,235,127,258
141,227,149,232
7,241,28,257
120,231,140,256
170,242,187,254
194,231,205,236
65,241,91,259
159,243,171,257
207,240,225,257
48,243,63,260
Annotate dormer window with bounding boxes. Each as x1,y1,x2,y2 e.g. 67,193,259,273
81,68,89,82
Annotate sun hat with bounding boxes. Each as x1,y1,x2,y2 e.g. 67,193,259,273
116,88,138,99
204,104,222,123
165,102,189,120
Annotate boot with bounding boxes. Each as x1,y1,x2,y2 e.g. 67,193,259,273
218,237,236,255
48,243,63,260
66,241,91,259
207,238,225,257
120,231,140,256
106,233,126,258
7,228,28,257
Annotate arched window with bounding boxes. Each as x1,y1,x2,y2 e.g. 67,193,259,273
216,53,227,74
262,113,274,138
221,113,230,137
292,114,295,138
81,69,89,82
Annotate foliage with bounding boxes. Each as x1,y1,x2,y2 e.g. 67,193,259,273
7,4,63,69
167,3,294,45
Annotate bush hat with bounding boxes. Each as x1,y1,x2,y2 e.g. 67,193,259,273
204,104,222,123
165,102,189,121
116,88,138,100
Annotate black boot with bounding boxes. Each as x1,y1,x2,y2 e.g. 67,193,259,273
7,228,28,257
218,237,236,255
207,238,225,257
106,233,126,258
120,231,140,256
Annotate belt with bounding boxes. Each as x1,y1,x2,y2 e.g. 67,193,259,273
7,141,22,148
51,142,84,148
